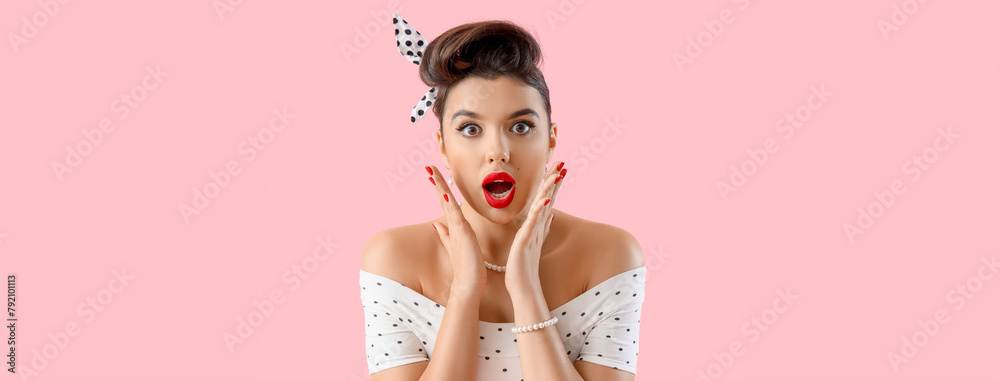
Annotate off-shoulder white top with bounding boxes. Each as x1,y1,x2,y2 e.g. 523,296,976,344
359,265,647,380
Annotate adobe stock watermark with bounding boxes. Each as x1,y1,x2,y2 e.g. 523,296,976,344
557,116,628,189
716,84,834,202
51,64,169,183
178,106,295,223
341,0,412,63
385,136,437,192
642,244,672,272
213,0,250,21
877,0,931,41
842,126,958,244
673,0,752,73
16,268,133,380
223,235,339,353
544,0,590,31
7,0,72,53
886,254,997,372
696,287,798,381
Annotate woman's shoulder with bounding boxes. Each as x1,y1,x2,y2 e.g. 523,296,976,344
560,212,645,288
360,222,438,295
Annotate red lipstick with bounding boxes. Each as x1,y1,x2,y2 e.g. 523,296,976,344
481,172,516,208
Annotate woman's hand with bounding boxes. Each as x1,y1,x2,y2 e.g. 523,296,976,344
505,161,567,294
426,165,488,298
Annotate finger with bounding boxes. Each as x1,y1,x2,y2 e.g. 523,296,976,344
534,161,561,206
526,192,552,235
431,222,451,253
427,165,461,222
542,161,566,210
526,161,563,225
550,165,565,207
547,161,565,185
544,212,554,238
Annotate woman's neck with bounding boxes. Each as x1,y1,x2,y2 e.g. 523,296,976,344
458,202,530,265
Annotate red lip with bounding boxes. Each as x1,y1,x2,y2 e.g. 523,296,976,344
482,172,516,186
482,172,516,208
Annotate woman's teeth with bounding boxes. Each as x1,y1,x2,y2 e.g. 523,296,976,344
490,188,512,198
485,180,513,198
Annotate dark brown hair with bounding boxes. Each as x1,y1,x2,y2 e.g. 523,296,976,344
419,19,551,134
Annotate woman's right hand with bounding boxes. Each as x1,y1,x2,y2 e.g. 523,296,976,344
426,165,488,298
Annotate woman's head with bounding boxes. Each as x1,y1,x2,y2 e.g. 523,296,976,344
419,19,556,222
419,20,551,130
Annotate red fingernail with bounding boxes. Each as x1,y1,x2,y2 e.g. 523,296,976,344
425,166,433,176
432,224,437,231
555,176,562,184
428,177,435,186
543,198,550,206
559,168,567,177
444,194,449,203
556,162,564,172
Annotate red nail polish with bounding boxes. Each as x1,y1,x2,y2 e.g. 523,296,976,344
444,194,449,203
555,176,562,184
556,162,564,172
428,177,435,186
559,168,567,177
543,198,550,206
432,224,437,231
425,166,433,176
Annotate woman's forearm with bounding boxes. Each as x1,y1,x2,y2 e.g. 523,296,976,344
418,289,482,381
510,283,586,381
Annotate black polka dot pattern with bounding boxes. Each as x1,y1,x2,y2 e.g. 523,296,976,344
360,265,647,377
392,13,437,124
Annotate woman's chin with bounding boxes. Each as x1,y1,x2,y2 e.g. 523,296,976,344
471,199,526,222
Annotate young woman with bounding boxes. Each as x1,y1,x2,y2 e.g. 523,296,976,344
360,14,647,381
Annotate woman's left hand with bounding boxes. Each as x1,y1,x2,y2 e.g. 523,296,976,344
505,160,567,294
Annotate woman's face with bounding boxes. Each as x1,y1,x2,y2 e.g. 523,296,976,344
436,75,556,223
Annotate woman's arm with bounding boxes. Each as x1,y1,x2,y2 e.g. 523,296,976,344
363,230,484,381
369,289,483,381
509,281,587,381
416,289,482,381
508,225,645,381
509,277,641,381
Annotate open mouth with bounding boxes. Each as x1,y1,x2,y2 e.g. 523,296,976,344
484,180,514,198
481,172,516,208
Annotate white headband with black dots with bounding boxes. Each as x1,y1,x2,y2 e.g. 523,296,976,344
393,13,438,123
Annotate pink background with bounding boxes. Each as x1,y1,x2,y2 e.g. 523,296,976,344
2,0,998,380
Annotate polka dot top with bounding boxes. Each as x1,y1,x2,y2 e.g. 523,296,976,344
359,265,646,379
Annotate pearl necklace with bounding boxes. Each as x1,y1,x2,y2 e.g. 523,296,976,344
484,260,506,272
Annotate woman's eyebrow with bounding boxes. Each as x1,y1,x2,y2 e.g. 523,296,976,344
451,108,540,123
507,108,540,120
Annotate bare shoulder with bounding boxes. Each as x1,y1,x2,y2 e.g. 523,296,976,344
360,222,437,294
562,213,645,288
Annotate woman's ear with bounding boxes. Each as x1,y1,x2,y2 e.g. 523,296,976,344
436,129,449,168
547,122,558,162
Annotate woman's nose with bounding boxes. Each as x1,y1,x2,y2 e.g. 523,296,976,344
486,135,510,164
487,150,509,164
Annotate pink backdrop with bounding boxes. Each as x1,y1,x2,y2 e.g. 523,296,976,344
2,0,998,380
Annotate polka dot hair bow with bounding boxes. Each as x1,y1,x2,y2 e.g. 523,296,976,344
393,13,437,123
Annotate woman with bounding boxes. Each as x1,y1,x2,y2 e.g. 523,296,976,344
360,13,647,380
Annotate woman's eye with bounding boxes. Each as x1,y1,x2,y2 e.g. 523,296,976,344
456,121,534,137
457,124,481,136
512,121,534,134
